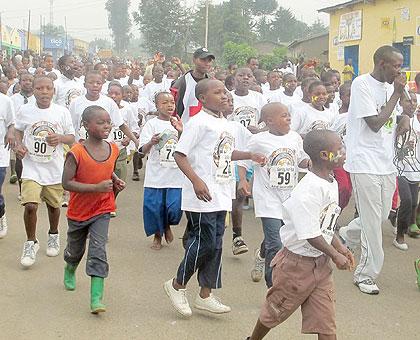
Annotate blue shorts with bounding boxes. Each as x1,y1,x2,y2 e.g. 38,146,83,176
235,164,254,182
143,187,182,236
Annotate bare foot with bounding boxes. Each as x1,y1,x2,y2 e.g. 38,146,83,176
164,227,174,244
151,235,162,250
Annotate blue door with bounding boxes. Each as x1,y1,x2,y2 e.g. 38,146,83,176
344,45,359,78
393,43,411,70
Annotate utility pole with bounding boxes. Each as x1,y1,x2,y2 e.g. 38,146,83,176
64,16,68,55
50,0,54,25
27,10,31,51
204,0,209,48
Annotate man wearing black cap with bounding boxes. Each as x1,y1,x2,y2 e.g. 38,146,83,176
171,47,215,124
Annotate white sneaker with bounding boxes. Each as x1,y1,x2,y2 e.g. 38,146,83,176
21,240,40,267
163,279,192,317
46,233,60,257
356,279,380,295
110,211,117,218
393,239,408,251
251,248,264,282
194,293,231,314
0,215,7,238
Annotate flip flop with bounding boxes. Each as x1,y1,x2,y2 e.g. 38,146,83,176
414,259,420,289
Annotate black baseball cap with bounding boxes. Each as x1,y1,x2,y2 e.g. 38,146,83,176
193,47,215,60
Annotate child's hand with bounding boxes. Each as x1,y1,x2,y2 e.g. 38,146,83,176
95,179,114,192
170,115,183,133
251,153,267,166
4,130,15,150
192,178,212,202
15,143,28,159
121,137,130,147
171,57,182,65
237,179,251,198
338,247,355,271
113,178,126,192
150,133,160,145
332,252,350,270
45,133,61,147
247,126,259,134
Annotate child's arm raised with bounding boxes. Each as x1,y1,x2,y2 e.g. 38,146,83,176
232,150,267,166
141,133,160,155
174,151,212,202
62,153,113,193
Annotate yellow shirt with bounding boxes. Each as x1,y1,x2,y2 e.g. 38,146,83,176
342,65,354,82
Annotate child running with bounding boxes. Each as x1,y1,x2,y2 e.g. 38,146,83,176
15,76,75,267
238,102,309,288
139,92,183,250
246,129,354,340
164,79,265,317
62,105,125,313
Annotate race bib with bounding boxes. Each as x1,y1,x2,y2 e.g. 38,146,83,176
231,106,258,128
159,139,177,168
269,164,295,188
111,128,125,142
215,153,234,183
27,135,56,163
319,203,341,244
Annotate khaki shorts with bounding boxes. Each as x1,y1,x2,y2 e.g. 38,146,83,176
259,248,336,335
21,179,64,208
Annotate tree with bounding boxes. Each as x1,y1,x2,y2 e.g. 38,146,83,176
89,38,112,51
258,46,288,70
305,19,328,36
133,0,190,57
270,7,308,43
42,24,66,38
105,0,132,52
222,41,257,66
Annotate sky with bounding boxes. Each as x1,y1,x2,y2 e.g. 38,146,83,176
0,0,342,42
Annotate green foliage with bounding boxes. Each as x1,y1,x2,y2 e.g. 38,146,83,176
222,41,257,66
258,46,288,70
105,0,132,52
133,0,191,57
42,24,66,38
89,38,112,50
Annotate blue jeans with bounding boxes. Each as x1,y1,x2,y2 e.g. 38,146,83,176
0,167,6,217
261,217,284,288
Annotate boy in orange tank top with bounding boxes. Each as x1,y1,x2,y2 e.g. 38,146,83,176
62,105,126,314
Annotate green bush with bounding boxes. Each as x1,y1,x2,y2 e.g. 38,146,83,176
258,46,288,70
222,41,258,67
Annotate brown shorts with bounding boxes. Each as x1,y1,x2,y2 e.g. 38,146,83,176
259,248,336,335
21,180,64,208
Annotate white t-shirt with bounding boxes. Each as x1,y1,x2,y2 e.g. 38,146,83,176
291,104,334,135
244,130,306,219
267,90,301,107
0,94,15,166
101,80,111,95
11,93,36,115
263,87,284,103
140,80,172,104
344,74,396,175
140,117,183,188
176,110,236,213
131,76,144,88
280,171,341,257
113,105,139,150
400,116,420,182
69,95,123,141
15,103,75,185
229,90,266,128
330,112,348,141
54,75,85,108
294,86,303,99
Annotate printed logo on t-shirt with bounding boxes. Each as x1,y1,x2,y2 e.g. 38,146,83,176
157,130,178,168
319,202,341,244
309,120,329,131
267,148,296,190
230,106,257,127
26,121,57,163
65,88,82,108
213,131,235,183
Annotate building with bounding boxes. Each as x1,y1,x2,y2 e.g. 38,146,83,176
253,41,285,55
0,25,23,56
288,32,329,63
319,0,420,78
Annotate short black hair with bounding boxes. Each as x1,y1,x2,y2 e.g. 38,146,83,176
373,45,402,65
108,81,123,92
303,130,337,162
234,67,252,77
33,75,53,86
283,73,296,82
308,80,324,93
85,70,102,81
58,55,73,67
195,78,212,100
321,71,338,83
93,62,106,71
301,77,318,89
154,91,173,105
246,57,257,64
82,105,107,123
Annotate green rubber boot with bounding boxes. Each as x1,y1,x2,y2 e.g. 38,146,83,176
90,276,106,314
64,263,78,291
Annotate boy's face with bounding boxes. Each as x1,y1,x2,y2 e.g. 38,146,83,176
156,93,175,117
401,93,417,117
322,135,346,169
20,74,34,92
143,74,152,86
85,110,112,140
340,89,351,107
97,64,109,80
84,74,103,97
33,78,54,107
123,87,133,101
267,72,281,88
330,76,340,92
235,69,253,91
152,66,164,82
130,86,139,101
284,75,297,92
200,80,229,113
44,57,53,70
108,85,123,104
255,71,267,84
310,85,328,107
74,62,84,78
194,56,213,74
325,85,335,104
267,106,291,134
62,57,76,77
223,93,234,117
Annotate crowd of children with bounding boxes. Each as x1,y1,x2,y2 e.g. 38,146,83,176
0,46,419,339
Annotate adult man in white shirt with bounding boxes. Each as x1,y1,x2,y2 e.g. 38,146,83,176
339,45,410,295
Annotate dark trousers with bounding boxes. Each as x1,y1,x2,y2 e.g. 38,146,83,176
176,211,226,289
0,167,6,217
64,213,110,278
397,176,419,235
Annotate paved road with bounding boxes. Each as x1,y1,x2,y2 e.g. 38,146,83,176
0,170,419,340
